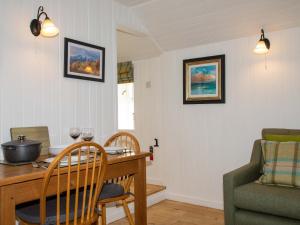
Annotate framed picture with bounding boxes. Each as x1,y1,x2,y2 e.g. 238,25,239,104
64,38,105,82
183,54,225,104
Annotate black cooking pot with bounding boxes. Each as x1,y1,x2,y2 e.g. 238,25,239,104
1,135,41,163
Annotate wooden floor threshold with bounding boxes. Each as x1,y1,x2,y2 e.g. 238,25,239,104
117,183,166,206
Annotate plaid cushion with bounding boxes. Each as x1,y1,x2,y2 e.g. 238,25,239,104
259,140,300,187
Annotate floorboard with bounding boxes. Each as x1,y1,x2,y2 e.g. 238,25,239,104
111,200,224,225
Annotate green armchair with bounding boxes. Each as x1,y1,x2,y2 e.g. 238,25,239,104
223,129,300,225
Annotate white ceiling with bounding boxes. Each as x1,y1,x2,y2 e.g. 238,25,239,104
117,29,161,62
115,0,153,7
118,0,300,51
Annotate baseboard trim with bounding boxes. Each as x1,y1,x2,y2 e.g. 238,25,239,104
166,192,223,210
106,189,167,223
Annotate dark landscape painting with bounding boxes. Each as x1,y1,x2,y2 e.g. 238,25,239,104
64,38,105,82
69,45,101,76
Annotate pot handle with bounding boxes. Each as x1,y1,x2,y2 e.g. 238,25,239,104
17,135,26,142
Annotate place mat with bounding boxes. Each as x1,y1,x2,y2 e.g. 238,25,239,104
37,155,101,169
0,160,32,166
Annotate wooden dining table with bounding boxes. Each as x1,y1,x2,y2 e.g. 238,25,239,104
0,151,151,225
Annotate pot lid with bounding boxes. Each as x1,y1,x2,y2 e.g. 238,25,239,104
1,135,41,147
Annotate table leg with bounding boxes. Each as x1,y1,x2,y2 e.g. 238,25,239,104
134,158,147,225
0,186,16,225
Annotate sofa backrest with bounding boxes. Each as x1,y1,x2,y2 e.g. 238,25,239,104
262,128,300,138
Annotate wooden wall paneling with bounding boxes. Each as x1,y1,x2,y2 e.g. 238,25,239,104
0,0,121,158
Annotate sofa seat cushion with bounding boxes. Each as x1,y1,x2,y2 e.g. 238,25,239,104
236,210,300,225
234,182,300,220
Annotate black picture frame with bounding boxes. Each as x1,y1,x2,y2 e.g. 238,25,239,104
183,54,225,104
64,38,105,82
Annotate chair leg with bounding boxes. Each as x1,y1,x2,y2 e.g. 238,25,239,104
122,200,135,225
100,204,107,225
97,204,101,225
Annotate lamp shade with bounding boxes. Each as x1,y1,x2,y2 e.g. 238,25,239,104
40,18,59,37
253,29,270,54
253,40,269,54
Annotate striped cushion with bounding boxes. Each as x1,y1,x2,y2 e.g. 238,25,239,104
259,140,300,187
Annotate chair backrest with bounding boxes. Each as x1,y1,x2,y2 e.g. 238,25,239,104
40,142,107,225
10,126,50,155
104,131,141,154
104,132,140,192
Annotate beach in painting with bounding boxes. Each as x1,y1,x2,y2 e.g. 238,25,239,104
190,64,217,95
69,45,101,76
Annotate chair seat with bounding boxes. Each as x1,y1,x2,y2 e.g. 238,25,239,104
16,190,88,224
99,183,125,200
234,182,300,220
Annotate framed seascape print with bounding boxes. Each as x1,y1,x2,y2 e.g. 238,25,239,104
183,54,225,104
64,38,105,82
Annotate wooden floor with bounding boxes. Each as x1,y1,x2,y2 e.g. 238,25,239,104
111,200,224,225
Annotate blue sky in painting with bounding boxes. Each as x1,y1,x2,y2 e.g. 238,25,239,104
70,45,101,62
191,65,216,76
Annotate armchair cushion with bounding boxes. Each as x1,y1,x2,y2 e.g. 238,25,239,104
264,134,300,142
234,182,300,220
259,140,300,187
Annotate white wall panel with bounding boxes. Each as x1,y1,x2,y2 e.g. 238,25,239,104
134,58,164,184
134,27,300,208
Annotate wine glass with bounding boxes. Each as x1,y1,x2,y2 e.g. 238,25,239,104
69,128,81,142
81,128,94,141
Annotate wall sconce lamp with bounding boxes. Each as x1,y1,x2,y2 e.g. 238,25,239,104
253,29,270,54
30,6,59,37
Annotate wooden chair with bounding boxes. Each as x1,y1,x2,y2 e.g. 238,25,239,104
11,126,50,155
16,141,107,225
98,131,141,225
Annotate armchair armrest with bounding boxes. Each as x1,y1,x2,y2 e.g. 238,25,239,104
223,163,261,225
224,163,261,188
